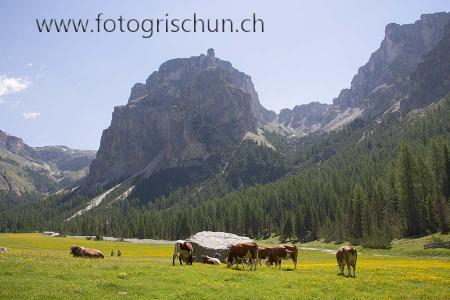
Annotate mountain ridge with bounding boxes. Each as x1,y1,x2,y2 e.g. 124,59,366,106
0,130,96,196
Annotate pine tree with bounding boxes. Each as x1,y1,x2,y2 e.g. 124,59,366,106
398,145,420,236
282,212,295,241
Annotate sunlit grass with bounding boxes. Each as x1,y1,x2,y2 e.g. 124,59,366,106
0,233,449,299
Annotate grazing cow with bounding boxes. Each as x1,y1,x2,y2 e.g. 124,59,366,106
172,240,194,266
226,242,258,271
0,247,6,253
336,246,357,277
202,255,221,265
267,245,298,269
257,246,276,266
70,245,104,258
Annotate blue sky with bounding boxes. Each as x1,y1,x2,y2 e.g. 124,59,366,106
0,0,449,150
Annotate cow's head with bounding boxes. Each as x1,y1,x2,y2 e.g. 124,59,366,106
187,254,194,265
70,245,78,255
226,257,233,268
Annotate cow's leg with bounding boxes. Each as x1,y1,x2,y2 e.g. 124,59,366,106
293,258,297,269
250,258,254,271
339,263,344,275
179,255,183,265
173,254,176,266
347,264,351,277
352,264,356,278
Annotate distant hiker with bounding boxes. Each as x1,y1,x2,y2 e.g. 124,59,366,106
117,250,122,257
111,250,115,257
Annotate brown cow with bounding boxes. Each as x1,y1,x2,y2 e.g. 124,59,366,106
70,245,104,258
257,246,276,267
173,240,194,265
336,246,357,277
202,255,221,265
267,245,298,269
226,242,258,271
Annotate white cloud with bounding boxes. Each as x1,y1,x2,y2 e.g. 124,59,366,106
0,76,31,97
22,112,40,120
26,62,33,67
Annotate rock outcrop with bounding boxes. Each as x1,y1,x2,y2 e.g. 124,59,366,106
401,23,450,112
0,130,34,157
87,49,274,188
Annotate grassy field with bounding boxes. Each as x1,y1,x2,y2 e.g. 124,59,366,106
0,233,449,299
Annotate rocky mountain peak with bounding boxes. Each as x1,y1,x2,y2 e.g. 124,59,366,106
87,50,274,188
333,12,450,111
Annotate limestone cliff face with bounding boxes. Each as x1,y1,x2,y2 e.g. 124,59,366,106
401,23,450,112
87,49,271,187
333,12,450,111
273,12,450,135
0,130,33,157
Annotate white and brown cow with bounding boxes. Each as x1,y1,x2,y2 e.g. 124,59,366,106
336,246,357,277
172,240,194,266
226,242,258,271
202,255,221,265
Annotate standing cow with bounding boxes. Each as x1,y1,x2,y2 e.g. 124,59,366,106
226,242,258,271
172,240,194,266
267,245,298,269
336,246,357,277
257,246,275,267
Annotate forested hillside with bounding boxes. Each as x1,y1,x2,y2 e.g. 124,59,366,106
2,97,449,247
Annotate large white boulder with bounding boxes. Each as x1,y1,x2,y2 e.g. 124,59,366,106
188,231,253,262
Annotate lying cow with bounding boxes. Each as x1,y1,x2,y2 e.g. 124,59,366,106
0,247,6,253
173,240,194,266
226,242,258,271
267,245,298,269
202,255,221,265
336,246,357,277
70,245,104,258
